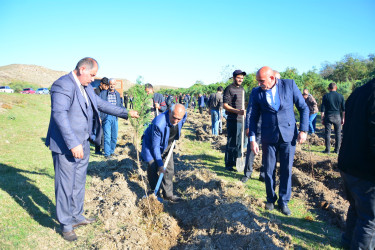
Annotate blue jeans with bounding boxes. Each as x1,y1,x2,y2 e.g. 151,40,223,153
341,172,375,249
210,109,220,135
308,113,317,134
103,115,118,157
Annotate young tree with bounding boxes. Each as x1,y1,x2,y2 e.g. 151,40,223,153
127,78,153,166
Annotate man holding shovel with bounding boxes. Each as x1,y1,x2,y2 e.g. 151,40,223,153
223,70,247,172
141,104,187,202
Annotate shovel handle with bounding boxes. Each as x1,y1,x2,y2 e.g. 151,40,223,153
154,140,176,196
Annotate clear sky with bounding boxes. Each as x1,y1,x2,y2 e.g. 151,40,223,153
0,0,374,88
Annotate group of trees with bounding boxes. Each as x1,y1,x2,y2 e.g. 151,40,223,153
156,53,375,106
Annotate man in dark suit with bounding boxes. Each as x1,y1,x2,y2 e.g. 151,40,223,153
338,78,375,249
249,66,309,216
45,57,138,241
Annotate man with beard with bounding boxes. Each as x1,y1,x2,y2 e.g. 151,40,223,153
223,70,247,172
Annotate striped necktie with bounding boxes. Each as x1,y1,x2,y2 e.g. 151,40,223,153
79,84,89,104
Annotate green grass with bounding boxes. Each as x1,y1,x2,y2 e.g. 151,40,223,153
0,94,79,248
181,123,343,249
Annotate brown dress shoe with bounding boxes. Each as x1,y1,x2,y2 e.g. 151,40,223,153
62,230,77,241
72,218,96,228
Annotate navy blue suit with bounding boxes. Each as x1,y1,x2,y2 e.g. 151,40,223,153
249,79,308,206
45,72,129,232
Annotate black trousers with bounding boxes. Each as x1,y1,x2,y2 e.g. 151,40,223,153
324,114,342,152
225,119,247,169
244,133,264,178
341,172,375,249
147,153,174,198
199,107,203,114
94,132,105,153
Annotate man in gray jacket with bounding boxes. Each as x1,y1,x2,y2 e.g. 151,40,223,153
45,57,138,241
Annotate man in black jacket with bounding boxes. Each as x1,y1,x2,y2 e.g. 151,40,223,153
321,82,345,153
338,78,375,249
93,77,109,154
94,77,109,96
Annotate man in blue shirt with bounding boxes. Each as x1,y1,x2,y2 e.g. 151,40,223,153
99,78,124,159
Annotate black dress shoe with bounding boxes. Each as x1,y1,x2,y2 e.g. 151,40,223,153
258,175,265,182
73,218,96,228
62,230,77,241
265,202,274,211
279,205,291,216
225,167,236,172
321,150,330,154
164,195,181,202
95,151,103,155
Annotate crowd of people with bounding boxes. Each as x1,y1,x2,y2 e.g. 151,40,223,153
45,57,374,248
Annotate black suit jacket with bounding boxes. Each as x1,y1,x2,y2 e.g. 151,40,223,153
338,79,375,182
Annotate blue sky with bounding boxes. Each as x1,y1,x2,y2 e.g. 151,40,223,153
0,0,374,88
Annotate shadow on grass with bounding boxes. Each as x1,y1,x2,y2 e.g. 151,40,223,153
259,210,342,248
0,163,58,230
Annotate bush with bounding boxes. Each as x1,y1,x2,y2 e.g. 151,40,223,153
9,81,41,93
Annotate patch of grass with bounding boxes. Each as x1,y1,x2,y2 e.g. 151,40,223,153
0,94,86,248
180,123,342,249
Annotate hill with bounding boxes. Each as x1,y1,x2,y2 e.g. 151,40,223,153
0,64,68,88
0,64,179,91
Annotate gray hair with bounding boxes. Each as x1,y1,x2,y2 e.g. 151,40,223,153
75,57,98,71
109,78,116,83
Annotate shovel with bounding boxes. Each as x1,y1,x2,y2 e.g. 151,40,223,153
153,140,176,201
236,90,245,172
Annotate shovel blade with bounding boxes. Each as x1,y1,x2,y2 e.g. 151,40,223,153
236,157,245,172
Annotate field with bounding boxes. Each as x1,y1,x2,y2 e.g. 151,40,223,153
0,93,346,249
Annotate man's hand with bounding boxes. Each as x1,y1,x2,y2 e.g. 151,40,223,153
71,144,84,159
250,141,259,155
158,166,166,175
297,131,307,144
154,103,160,109
246,128,249,137
238,109,246,116
341,118,345,125
129,110,139,118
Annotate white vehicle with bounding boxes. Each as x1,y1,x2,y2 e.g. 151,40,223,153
0,86,14,93
35,88,50,94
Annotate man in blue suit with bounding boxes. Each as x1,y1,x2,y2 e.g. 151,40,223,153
141,104,187,201
249,66,309,216
45,57,138,241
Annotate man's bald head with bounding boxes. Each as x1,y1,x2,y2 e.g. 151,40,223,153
169,104,185,126
256,66,276,90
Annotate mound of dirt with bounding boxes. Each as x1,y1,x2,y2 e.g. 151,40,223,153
84,169,181,249
292,148,348,228
168,168,292,249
